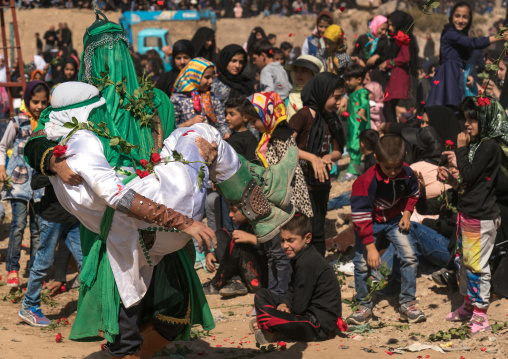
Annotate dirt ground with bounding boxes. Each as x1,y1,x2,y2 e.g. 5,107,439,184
1,157,508,359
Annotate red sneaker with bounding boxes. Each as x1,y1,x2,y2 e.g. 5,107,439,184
7,270,19,287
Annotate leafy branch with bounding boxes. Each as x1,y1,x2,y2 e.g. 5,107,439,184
404,0,440,35
2,175,12,191
428,324,470,341
342,262,391,322
481,26,508,96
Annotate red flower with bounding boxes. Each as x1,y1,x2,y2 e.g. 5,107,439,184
336,317,349,332
140,159,147,167
157,0,163,5
485,177,491,181
342,111,349,117
421,101,426,105
338,6,345,12
60,285,66,292
55,333,62,343
477,96,491,107
445,140,455,147
392,31,410,47
277,341,287,350
356,118,362,122
136,169,150,179
53,145,68,158
101,344,108,351
434,80,440,85
417,115,423,120
385,351,394,355
150,153,161,164
385,92,389,98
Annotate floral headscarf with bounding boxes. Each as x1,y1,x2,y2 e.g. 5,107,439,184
173,57,217,124
468,96,508,175
248,92,288,167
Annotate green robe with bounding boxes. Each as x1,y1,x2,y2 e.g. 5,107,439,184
347,88,371,175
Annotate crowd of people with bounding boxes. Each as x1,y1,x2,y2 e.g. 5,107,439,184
2,0,508,357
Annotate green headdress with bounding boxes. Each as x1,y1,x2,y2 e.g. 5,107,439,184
468,96,508,176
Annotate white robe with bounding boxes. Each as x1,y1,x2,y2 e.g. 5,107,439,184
49,123,239,307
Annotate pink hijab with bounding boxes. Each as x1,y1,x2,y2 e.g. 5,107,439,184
370,15,387,37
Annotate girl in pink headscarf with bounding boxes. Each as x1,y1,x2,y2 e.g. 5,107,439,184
352,15,389,87
365,81,385,130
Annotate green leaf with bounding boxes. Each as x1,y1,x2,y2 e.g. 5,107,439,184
429,2,440,8
63,122,75,129
110,138,120,146
490,64,499,71
342,299,352,305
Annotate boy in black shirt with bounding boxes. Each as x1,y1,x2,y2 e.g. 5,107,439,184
225,97,259,163
253,214,343,344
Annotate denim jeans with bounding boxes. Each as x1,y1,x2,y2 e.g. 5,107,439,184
353,215,418,308
264,234,292,295
376,222,451,282
5,199,40,272
22,219,82,309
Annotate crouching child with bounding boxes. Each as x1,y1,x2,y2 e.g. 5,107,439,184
253,214,342,344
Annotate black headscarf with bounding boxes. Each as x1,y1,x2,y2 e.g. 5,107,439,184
414,127,444,165
155,40,195,97
425,105,464,143
387,11,419,76
301,72,345,155
59,57,78,83
246,27,267,54
191,27,216,62
217,44,254,99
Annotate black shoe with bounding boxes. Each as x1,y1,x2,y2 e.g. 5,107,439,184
202,281,219,295
432,268,457,288
219,280,248,298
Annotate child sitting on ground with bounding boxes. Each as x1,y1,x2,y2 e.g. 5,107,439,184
445,96,504,335
342,64,371,182
355,129,379,175
253,214,342,344
250,40,292,100
350,134,426,325
203,203,267,298
225,97,259,163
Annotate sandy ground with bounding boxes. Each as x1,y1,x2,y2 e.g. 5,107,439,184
0,157,508,358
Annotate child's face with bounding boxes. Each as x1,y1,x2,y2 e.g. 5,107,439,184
225,107,246,131
198,67,215,92
29,91,49,120
498,60,507,81
174,52,191,71
251,53,266,70
377,23,388,38
274,53,285,65
387,19,395,33
269,37,277,46
283,48,291,59
33,72,43,81
452,5,470,32
346,76,362,91
420,112,430,127
465,115,479,137
280,229,311,259
247,114,266,133
324,88,344,113
229,204,248,225
64,63,76,79
294,66,313,87
363,71,371,84
377,159,404,179
324,38,337,54
317,19,330,37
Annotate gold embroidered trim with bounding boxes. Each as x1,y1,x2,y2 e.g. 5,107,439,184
155,299,191,325
40,147,54,176
30,129,46,139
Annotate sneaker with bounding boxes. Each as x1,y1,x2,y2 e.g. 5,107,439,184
432,268,457,288
399,301,426,323
219,280,248,298
334,260,355,276
254,329,281,344
337,173,357,183
347,305,373,325
445,302,473,322
202,281,219,295
468,312,491,335
18,306,51,327
7,270,19,287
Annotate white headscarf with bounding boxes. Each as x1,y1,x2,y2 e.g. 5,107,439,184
45,81,106,141
33,55,46,71
0,55,7,83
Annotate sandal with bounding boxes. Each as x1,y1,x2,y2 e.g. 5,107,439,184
7,270,19,287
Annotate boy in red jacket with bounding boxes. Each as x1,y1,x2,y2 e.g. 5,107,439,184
349,134,426,325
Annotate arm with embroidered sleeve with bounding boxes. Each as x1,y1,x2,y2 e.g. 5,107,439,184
211,95,231,138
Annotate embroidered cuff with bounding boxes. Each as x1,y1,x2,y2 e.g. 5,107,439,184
116,188,136,214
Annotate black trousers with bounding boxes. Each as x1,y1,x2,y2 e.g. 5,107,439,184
383,99,400,123
211,229,267,292
254,288,331,342
309,190,329,257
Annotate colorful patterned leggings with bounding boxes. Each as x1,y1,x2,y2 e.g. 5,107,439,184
455,212,500,309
